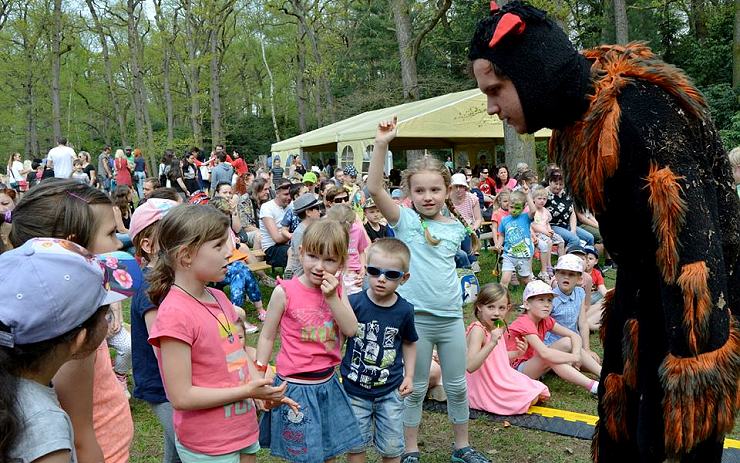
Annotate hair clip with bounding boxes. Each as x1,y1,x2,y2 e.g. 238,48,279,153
66,191,90,203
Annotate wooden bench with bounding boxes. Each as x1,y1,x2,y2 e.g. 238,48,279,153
248,261,272,273
251,249,266,259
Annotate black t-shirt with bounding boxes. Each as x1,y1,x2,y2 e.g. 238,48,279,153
364,222,393,242
546,190,574,228
340,290,418,399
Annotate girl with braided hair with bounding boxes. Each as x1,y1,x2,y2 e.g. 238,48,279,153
367,117,490,463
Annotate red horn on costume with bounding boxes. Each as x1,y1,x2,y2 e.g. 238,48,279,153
488,13,526,48
490,1,499,11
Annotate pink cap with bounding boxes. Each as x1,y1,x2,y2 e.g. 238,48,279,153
129,199,178,241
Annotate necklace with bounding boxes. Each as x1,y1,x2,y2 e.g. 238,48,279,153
173,284,235,343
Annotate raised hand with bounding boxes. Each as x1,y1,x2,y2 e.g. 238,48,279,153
375,116,398,145
320,271,341,299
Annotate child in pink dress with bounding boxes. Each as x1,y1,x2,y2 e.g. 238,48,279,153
466,283,549,415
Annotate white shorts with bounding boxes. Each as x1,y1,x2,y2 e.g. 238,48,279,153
536,232,564,252
502,255,533,277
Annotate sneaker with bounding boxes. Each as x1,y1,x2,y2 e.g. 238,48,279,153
258,275,277,287
451,446,490,463
470,262,481,273
243,322,259,334
258,309,268,322
401,452,421,463
115,372,131,399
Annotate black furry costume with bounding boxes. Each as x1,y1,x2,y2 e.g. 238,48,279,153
470,3,740,462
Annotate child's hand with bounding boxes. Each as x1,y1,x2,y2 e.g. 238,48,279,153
320,271,341,298
586,349,602,365
515,337,528,356
243,377,290,402
261,396,301,414
490,326,505,344
398,376,414,397
375,116,398,145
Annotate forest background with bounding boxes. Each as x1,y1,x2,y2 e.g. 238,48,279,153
0,0,738,171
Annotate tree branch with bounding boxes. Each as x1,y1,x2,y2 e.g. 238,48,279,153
410,0,452,58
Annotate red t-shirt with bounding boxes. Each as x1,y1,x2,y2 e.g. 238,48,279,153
505,315,556,367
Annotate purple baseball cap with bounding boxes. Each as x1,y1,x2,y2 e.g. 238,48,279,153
0,238,142,347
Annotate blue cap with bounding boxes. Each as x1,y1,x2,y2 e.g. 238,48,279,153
391,189,403,199
0,239,142,347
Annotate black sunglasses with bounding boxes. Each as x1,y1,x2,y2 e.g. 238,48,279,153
333,196,349,203
481,170,489,174
366,266,405,280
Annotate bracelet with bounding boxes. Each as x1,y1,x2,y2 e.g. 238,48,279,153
255,361,268,373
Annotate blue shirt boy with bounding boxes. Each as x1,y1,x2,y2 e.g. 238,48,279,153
499,213,534,258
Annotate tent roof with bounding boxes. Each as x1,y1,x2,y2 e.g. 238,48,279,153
271,89,550,154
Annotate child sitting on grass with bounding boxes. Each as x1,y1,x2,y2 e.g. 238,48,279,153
465,283,550,415
583,245,607,331
506,280,600,395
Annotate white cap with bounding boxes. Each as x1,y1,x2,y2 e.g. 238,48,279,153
451,173,469,188
522,280,556,302
554,254,584,273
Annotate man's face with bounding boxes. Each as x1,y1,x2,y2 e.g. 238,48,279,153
143,181,156,198
473,59,526,134
217,185,233,201
275,186,291,207
335,170,344,182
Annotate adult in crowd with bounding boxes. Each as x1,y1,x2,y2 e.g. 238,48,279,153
270,156,284,187
132,148,147,199
79,151,97,188
478,166,493,195
330,166,344,187
544,169,594,248
47,137,76,179
289,154,306,178
167,154,187,199
209,152,233,196
181,153,199,194
141,177,160,201
450,172,482,270
114,148,133,191
469,2,739,461
0,187,16,249
6,152,29,193
231,150,248,176
493,164,516,193
98,146,113,191
258,178,292,268
158,150,173,188
234,173,262,250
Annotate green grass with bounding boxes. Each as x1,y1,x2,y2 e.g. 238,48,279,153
122,249,736,462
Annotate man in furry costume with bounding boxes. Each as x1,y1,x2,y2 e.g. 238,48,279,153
468,2,739,461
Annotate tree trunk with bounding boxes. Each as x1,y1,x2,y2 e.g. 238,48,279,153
689,0,707,40
390,0,418,100
209,29,223,145
127,0,155,159
85,0,128,146
296,22,308,133
614,0,629,44
498,0,536,168
51,0,62,141
733,0,740,91
182,0,202,147
163,46,175,146
26,70,38,157
260,35,280,142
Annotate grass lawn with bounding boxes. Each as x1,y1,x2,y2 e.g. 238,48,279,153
122,248,736,462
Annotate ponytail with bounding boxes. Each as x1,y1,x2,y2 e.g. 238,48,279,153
445,197,481,253
147,251,177,306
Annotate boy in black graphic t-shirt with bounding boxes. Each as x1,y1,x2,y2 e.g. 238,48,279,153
341,238,417,462
363,198,394,242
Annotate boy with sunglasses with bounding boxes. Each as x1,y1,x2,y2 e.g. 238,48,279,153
341,238,418,463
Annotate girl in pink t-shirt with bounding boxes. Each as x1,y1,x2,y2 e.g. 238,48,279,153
147,204,296,462
327,204,369,295
256,219,363,463
466,283,550,415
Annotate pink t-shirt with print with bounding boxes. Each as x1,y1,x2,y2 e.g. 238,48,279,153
504,315,556,368
149,287,258,455
346,222,369,272
275,277,343,377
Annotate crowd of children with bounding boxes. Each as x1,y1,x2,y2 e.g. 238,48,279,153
0,118,613,463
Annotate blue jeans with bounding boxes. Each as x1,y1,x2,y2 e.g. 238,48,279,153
348,390,405,458
134,171,146,199
551,225,594,248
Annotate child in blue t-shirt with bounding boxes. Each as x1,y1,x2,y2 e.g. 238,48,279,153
494,189,537,288
341,238,418,463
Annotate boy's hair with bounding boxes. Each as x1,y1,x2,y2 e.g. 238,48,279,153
144,177,160,188
326,204,355,232
288,183,304,200
73,159,82,167
495,188,511,207
325,185,346,202
300,219,349,267
471,177,481,188
510,190,527,205
9,179,112,249
729,146,740,167
402,156,479,251
148,187,180,202
531,184,548,199
147,205,229,304
367,238,410,272
473,283,510,323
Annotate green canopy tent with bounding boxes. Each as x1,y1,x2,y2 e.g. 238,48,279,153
271,88,551,173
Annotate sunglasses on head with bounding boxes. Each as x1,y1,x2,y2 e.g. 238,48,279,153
333,196,349,203
366,266,405,280
481,170,489,174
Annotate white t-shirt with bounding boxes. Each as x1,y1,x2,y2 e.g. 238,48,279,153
259,199,287,250
47,145,77,179
7,160,23,182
